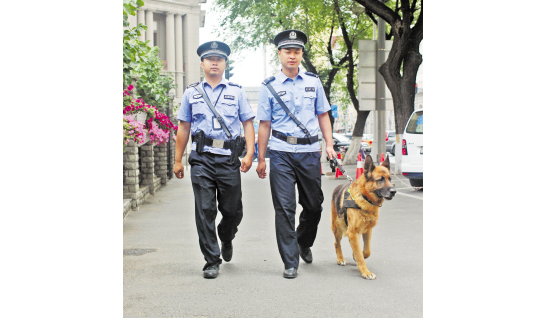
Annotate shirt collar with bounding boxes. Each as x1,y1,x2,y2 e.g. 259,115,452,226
202,77,228,89
277,67,304,83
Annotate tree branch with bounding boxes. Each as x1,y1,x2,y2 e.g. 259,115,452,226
353,0,399,25
365,9,378,25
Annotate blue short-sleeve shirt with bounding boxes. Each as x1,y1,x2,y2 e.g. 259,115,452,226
256,68,330,153
177,78,255,155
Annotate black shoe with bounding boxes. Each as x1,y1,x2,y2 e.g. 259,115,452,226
203,264,219,279
299,245,313,263
283,267,298,279
221,241,233,262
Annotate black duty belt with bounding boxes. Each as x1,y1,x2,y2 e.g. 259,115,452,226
272,130,318,145
192,134,232,150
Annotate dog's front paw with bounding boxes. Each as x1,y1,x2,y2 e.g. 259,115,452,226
337,259,346,266
361,271,376,280
363,250,371,259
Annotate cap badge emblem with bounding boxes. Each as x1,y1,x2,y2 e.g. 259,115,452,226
211,42,218,48
289,31,297,39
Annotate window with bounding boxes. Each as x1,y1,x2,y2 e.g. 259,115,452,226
406,111,423,134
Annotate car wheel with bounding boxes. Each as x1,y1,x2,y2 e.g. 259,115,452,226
409,179,423,189
390,145,395,156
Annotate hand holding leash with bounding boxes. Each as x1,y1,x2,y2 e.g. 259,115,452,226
328,157,354,183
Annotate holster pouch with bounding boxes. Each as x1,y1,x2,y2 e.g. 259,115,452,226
195,130,205,153
229,136,246,164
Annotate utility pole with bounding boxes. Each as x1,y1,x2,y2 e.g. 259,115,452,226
371,0,387,163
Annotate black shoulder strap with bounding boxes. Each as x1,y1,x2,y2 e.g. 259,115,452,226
193,85,232,139
304,71,318,78
261,77,313,144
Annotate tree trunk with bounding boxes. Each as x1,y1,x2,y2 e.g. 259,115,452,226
343,110,370,165
352,0,423,173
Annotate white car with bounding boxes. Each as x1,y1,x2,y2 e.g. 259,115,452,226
401,108,423,188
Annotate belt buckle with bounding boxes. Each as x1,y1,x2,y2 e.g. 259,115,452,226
287,136,297,145
212,139,225,148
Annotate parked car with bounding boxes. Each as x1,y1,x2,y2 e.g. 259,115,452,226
362,134,373,146
401,108,423,188
360,141,371,154
332,132,351,153
385,130,396,156
343,133,353,140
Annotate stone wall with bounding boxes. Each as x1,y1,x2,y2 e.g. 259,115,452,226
123,109,177,217
123,139,174,216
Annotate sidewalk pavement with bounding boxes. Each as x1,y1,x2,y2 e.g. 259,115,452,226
123,158,422,317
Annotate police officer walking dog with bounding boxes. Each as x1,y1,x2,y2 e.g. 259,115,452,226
256,30,336,278
174,41,255,279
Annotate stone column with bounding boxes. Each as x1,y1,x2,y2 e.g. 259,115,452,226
140,143,156,194
146,10,154,48
123,142,140,211
137,9,145,42
174,14,184,98
154,144,168,185
182,12,201,86
166,13,176,73
127,12,137,29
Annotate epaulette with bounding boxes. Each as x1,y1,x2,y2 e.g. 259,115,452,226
187,82,200,89
304,71,318,78
228,82,242,88
261,76,276,85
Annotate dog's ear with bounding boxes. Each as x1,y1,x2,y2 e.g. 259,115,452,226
381,155,390,171
364,155,375,175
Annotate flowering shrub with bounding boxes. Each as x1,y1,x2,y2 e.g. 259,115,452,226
123,115,146,148
123,85,178,146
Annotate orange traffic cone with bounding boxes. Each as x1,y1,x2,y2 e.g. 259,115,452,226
380,153,385,163
356,152,364,180
335,153,343,178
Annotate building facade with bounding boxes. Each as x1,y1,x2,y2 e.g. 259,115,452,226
127,0,206,103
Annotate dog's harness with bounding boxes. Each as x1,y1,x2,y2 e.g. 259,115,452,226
340,188,382,226
340,188,362,226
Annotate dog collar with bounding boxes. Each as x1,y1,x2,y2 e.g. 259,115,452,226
362,194,382,207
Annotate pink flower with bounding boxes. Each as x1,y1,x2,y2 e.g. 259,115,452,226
127,85,134,91
125,106,131,112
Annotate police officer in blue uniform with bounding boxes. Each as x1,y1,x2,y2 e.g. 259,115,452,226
174,41,256,279
256,30,336,278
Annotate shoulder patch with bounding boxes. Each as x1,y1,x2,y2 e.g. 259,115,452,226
187,82,200,88
304,71,318,78
228,82,242,88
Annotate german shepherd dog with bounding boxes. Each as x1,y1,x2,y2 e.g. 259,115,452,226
331,155,396,279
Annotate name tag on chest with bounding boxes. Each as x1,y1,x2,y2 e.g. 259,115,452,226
213,117,222,130
193,94,202,99
305,87,315,92
224,95,235,100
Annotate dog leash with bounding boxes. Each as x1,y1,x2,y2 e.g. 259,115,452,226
328,157,354,183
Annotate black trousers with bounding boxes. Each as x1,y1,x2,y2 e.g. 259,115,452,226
189,151,243,270
269,150,324,269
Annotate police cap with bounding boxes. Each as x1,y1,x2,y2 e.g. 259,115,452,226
274,29,307,50
197,41,231,60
